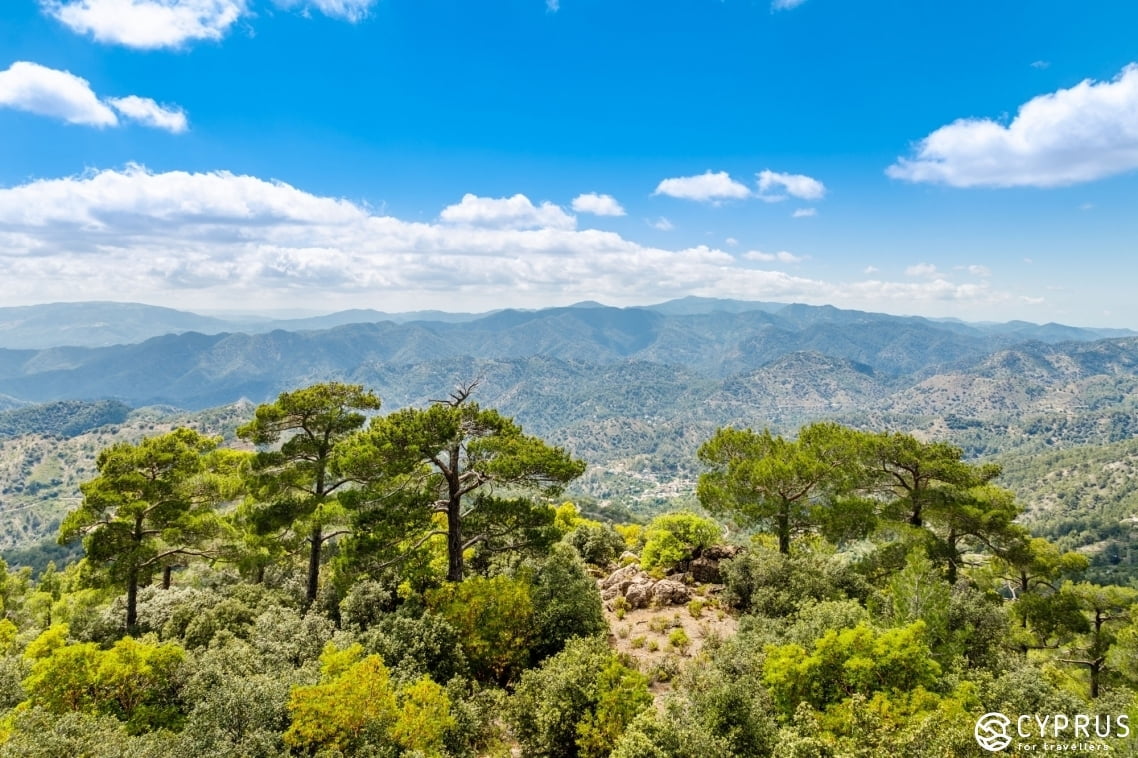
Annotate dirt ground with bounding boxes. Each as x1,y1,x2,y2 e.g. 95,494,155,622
602,581,738,693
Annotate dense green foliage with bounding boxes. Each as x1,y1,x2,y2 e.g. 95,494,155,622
0,383,1135,756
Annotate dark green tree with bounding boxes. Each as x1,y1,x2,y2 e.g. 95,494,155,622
697,422,854,554
1054,582,1138,698
237,382,381,606
342,383,585,582
59,428,240,631
857,431,1000,529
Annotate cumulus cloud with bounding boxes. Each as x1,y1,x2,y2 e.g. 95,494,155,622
107,96,188,133
757,169,826,202
0,165,1033,315
571,193,625,216
0,62,187,132
440,193,576,230
887,63,1138,187
272,0,377,23
0,61,116,127
654,171,751,202
772,0,807,9
650,217,674,231
966,264,991,277
744,250,804,264
41,0,247,49
792,208,817,218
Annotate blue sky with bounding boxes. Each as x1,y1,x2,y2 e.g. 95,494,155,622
1,1,1136,326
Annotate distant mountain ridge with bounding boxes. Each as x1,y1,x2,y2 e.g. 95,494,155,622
0,301,493,350
0,298,1131,350
0,301,1136,413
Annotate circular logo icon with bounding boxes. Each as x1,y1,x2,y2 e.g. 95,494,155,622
975,712,1013,752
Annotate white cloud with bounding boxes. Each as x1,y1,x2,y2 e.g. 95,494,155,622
792,208,817,218
0,61,187,132
905,263,940,278
42,0,246,49
887,63,1138,188
0,61,117,127
107,96,188,133
650,217,674,231
864,265,879,274
654,171,751,202
1031,60,1050,70
966,264,991,277
440,193,576,230
571,192,625,216
546,0,559,11
272,0,377,23
757,169,826,202
725,237,738,246
772,0,807,9
744,250,804,264
0,165,1032,316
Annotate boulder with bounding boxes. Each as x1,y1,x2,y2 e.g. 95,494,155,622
689,556,722,584
600,564,641,591
624,579,655,609
651,579,691,606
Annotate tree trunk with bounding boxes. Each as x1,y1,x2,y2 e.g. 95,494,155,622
306,525,322,607
945,531,959,584
908,494,923,528
777,504,790,555
162,565,173,589
126,568,139,632
447,499,464,582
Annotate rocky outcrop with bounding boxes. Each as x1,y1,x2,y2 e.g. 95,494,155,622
651,579,690,606
686,544,743,584
599,565,691,609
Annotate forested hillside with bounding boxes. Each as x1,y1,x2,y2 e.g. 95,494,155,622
0,382,1134,757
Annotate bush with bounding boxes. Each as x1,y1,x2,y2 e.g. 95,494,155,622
427,575,534,685
360,610,468,685
721,546,867,617
565,523,626,567
640,512,721,574
523,544,607,664
507,637,651,758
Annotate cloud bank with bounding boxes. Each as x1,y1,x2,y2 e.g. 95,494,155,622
0,166,1029,315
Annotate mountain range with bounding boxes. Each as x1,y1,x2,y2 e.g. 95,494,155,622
2,297,1138,580
0,297,1134,410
